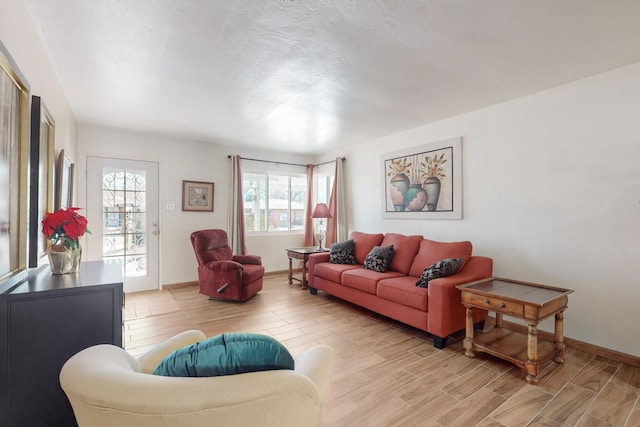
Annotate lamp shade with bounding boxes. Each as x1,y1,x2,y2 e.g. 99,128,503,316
311,203,331,219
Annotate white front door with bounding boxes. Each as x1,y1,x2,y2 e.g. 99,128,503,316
86,157,160,292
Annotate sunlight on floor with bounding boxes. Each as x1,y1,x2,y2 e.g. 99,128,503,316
124,290,180,320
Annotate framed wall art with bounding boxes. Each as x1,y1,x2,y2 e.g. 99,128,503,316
0,41,31,291
382,137,462,219
28,95,55,268
182,180,214,212
55,149,73,210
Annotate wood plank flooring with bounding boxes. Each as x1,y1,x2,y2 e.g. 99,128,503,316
124,274,640,426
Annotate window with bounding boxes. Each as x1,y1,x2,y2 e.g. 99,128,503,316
315,172,334,205
243,170,306,232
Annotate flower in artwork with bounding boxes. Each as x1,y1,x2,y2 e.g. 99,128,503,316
387,157,411,176
420,152,447,181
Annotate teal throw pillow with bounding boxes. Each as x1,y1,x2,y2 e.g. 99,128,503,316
153,333,295,377
329,239,357,264
363,245,394,273
415,258,463,288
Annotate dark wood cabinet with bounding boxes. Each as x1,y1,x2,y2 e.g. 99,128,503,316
0,260,123,427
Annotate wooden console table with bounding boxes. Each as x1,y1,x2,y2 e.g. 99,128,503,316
457,277,573,384
286,247,328,290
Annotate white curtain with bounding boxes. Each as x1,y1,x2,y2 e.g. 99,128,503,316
326,157,347,245
304,164,315,246
227,155,247,255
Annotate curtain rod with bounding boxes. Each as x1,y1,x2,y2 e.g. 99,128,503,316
315,157,345,167
228,155,345,167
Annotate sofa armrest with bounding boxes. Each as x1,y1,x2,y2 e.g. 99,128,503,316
307,252,330,288
137,330,207,373
294,345,335,405
232,254,262,265
427,256,493,338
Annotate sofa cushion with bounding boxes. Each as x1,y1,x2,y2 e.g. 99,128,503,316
329,239,357,264
315,261,361,283
153,333,294,377
364,245,394,272
342,268,404,294
415,258,463,288
350,231,384,265
377,276,429,311
409,239,473,277
380,233,423,274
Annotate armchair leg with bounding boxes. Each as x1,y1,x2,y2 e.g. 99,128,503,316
217,283,229,294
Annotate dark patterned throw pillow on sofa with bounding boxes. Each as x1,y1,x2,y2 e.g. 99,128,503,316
363,245,394,273
329,240,357,264
415,258,463,288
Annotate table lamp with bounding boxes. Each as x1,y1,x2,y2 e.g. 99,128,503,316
311,203,331,250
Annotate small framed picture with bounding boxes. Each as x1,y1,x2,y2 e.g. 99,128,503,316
182,180,214,212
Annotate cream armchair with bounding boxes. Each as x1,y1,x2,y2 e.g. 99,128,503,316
60,330,334,427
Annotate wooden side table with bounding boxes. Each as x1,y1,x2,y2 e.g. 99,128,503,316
457,277,573,384
286,247,329,290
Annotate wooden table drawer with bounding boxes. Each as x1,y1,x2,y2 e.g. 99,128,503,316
287,251,304,260
463,293,524,317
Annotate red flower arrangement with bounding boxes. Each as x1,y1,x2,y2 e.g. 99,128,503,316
41,207,89,250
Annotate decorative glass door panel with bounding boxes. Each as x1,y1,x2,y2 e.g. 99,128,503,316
102,169,147,276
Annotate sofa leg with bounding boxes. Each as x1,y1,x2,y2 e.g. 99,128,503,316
310,287,318,295
474,320,486,331
432,335,447,349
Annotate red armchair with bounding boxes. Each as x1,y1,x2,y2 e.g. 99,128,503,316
190,229,264,302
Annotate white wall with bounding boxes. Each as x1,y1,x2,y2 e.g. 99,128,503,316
1,0,77,162
324,62,640,357
76,125,313,285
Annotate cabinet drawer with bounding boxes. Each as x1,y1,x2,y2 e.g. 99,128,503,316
462,293,524,317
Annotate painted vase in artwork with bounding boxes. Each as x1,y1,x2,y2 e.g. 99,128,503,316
404,184,427,211
389,173,410,211
422,176,441,211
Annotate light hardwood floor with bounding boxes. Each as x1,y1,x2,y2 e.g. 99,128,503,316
124,274,640,427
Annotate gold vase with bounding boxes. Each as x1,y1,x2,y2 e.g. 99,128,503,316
47,244,82,274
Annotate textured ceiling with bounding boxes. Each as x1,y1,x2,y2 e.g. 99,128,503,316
23,0,640,154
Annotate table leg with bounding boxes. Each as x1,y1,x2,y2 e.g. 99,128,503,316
288,256,293,285
463,305,475,357
301,259,308,290
554,310,566,363
525,321,541,384
495,312,503,329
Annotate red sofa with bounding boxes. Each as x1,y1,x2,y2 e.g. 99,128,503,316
308,231,492,348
